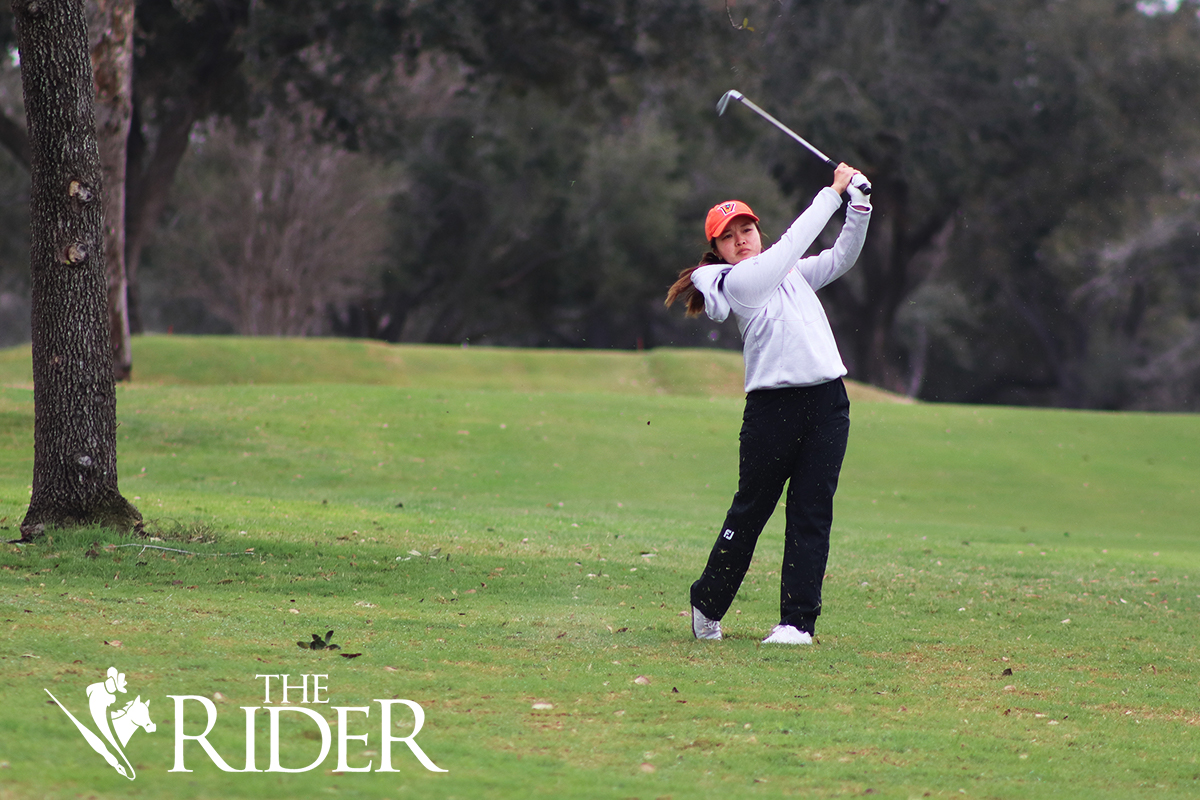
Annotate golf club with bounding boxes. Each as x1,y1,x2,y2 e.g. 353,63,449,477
717,90,870,195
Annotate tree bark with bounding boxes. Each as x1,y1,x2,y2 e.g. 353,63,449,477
12,0,141,540
88,0,134,381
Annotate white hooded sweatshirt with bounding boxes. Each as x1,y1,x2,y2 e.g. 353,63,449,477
690,187,871,392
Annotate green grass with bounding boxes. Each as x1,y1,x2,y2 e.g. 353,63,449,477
1,337,1198,799
0,335,903,402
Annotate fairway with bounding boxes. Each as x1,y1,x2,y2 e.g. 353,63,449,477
1,338,1198,799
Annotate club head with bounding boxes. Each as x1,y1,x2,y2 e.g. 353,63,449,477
716,90,743,116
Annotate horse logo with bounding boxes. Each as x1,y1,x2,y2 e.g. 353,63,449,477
45,666,155,780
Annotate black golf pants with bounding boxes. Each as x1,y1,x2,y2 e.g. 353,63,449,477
690,378,850,634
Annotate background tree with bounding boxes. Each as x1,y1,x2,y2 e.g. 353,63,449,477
0,60,29,347
12,0,139,539
1,0,405,337
922,0,1200,407
743,0,1058,392
331,0,773,347
739,0,1200,404
87,0,133,379
150,107,391,335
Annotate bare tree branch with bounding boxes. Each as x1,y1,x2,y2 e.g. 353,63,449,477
157,108,391,336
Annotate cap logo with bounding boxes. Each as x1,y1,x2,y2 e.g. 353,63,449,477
718,202,739,217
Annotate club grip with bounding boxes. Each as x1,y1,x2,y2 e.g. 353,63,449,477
832,162,874,196
849,175,873,197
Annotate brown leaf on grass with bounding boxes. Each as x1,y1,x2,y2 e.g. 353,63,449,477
1002,668,1013,676
105,640,122,648
383,666,399,672
339,653,363,659
634,675,650,685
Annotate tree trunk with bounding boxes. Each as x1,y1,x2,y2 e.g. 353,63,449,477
88,0,134,381
827,180,910,393
12,0,141,540
123,99,198,334
827,175,957,394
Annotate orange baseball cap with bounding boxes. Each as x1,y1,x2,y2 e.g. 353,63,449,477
705,200,759,241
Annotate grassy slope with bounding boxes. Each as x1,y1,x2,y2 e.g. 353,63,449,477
0,335,904,402
0,338,1198,799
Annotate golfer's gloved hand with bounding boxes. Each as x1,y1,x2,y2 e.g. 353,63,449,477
847,173,872,210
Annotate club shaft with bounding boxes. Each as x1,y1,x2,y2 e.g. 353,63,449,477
735,95,837,168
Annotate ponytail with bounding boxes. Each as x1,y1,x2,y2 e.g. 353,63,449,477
665,248,725,317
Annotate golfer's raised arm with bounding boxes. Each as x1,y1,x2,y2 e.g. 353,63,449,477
797,204,871,290
723,187,844,309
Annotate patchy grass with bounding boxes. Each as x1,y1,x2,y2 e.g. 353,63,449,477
0,338,1197,799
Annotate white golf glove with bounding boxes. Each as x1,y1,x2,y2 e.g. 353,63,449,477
847,173,872,209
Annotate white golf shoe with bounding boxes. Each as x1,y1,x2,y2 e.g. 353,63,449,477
762,624,813,645
692,606,722,640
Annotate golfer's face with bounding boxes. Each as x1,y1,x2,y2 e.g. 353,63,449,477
715,216,761,265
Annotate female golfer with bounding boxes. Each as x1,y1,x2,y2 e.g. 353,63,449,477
665,163,871,644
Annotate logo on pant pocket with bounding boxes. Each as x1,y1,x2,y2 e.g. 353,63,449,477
722,529,735,540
